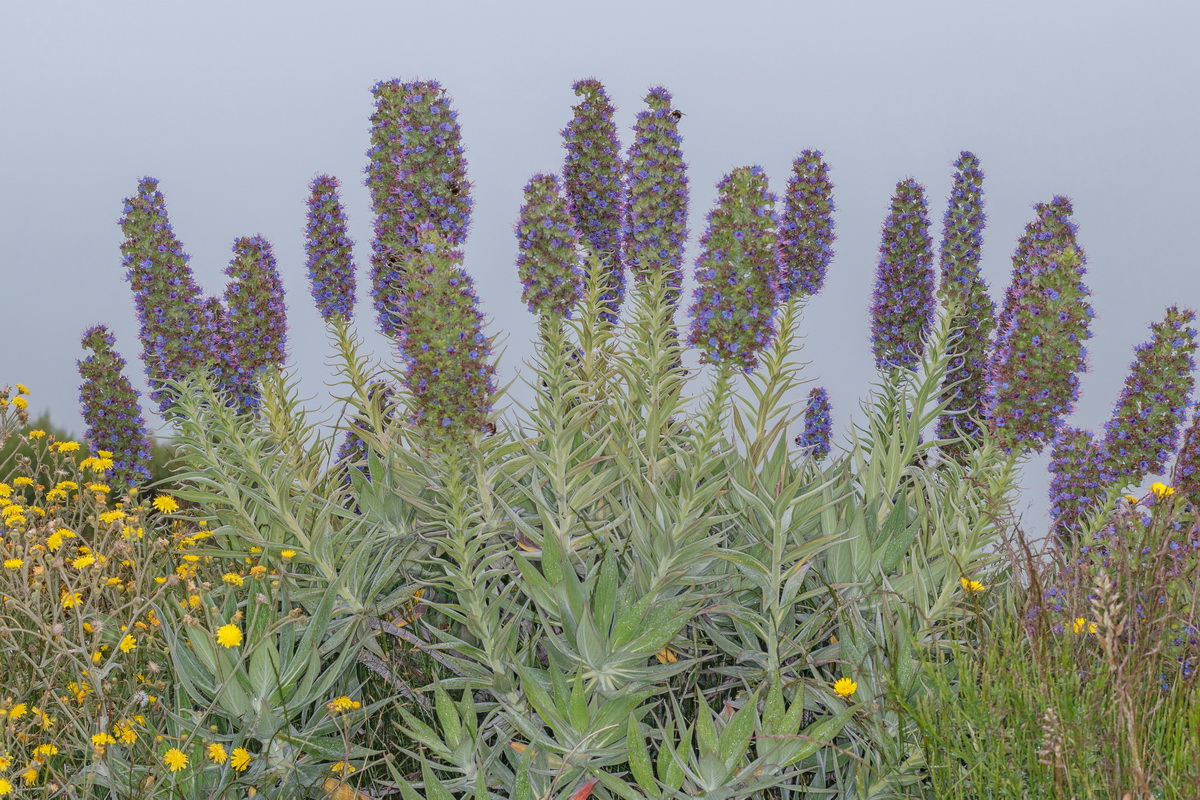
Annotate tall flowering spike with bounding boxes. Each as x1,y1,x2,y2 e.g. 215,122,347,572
515,173,584,318
869,179,935,371
778,150,835,299
1048,427,1107,537
78,325,154,489
1100,306,1197,484
1171,421,1200,508
222,236,288,411
687,166,782,373
396,225,496,442
562,78,625,321
795,387,833,460
996,196,1081,339
305,175,356,321
366,79,472,337
624,85,689,302
119,177,218,412
935,152,995,450
986,244,1093,453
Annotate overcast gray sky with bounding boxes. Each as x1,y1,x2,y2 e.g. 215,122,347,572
2,0,1198,530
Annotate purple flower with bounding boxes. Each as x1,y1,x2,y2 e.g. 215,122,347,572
1101,306,1197,484
995,197,1079,341
687,166,781,373
869,179,935,371
935,153,995,452
795,387,833,460
119,178,220,412
366,79,472,338
394,225,497,441
515,173,584,318
77,324,154,489
563,78,625,321
305,175,356,321
1172,420,1200,508
778,150,835,299
1048,427,1107,537
624,86,689,304
222,235,288,411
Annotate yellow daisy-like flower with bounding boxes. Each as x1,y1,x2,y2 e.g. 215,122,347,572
55,481,78,492
230,747,251,772
326,696,361,713
61,591,83,609
113,722,137,745
280,549,296,560
0,777,12,795
72,555,97,569
86,483,111,494
206,743,228,764
222,573,244,587
21,768,37,786
163,748,188,772
15,384,29,395
331,761,356,776
54,441,81,454
119,635,137,653
1151,482,1175,499
99,510,127,524
11,398,27,411
0,753,11,770
153,495,180,514
3,559,22,570
12,476,33,486
1073,617,1098,634
216,624,243,648
31,744,58,760
832,677,858,699
249,565,267,578
91,732,116,747
27,430,45,439
0,484,10,498
960,577,986,594
8,704,27,719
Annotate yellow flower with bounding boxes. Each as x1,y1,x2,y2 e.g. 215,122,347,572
0,777,11,795
99,510,127,524
1151,482,1175,499
72,554,97,569
249,565,267,578
119,635,137,653
55,481,78,492
8,704,27,719
2,559,22,570
0,753,10,770
15,384,29,395
230,747,251,772
206,743,228,765
31,744,58,760
222,573,244,587
54,441,81,453
27,430,45,439
331,761,356,776
280,549,296,560
655,647,679,664
326,696,361,713
1073,617,1098,634
163,747,188,772
960,577,986,594
91,732,116,747
153,495,180,514
0,484,10,498
216,624,243,648
61,591,83,609
20,768,36,786
86,483,111,494
12,477,33,487
11,398,27,411
114,721,137,745
833,677,858,699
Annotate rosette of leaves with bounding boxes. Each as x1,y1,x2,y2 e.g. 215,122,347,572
515,173,584,319
869,178,935,372
777,149,835,300
77,324,154,489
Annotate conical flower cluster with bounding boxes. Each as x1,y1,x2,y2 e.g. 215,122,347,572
995,197,1080,340
624,86,689,302
77,325,154,490
687,166,782,373
222,236,288,411
515,173,583,319
119,178,220,412
1100,306,1197,485
366,79,472,337
987,240,1093,453
562,78,625,321
869,179,935,371
795,387,833,461
935,152,994,450
1171,421,1200,509
777,150,835,300
305,175,356,322
395,225,496,441
1048,427,1107,537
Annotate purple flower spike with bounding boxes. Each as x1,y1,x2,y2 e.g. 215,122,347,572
1171,420,1200,508
395,225,497,442
996,197,1080,340
869,179,935,371
563,78,625,321
987,241,1093,454
795,387,833,460
223,235,288,411
624,85,689,303
778,150,835,300
515,173,584,319
305,175,356,321
77,325,154,489
366,79,472,338
119,177,219,413
1048,427,1107,537
687,166,782,373
1101,306,1197,485
935,153,995,451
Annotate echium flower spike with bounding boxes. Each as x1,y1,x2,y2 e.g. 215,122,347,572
395,225,496,442
1171,421,1200,508
1048,427,1107,537
935,152,995,450
1101,306,1197,485
562,78,625,321
778,150,835,299
687,166,782,373
222,236,288,411
795,387,833,461
515,173,584,318
77,325,154,489
869,179,935,371
305,175,356,321
986,243,1093,453
366,79,472,338
996,196,1080,340
119,177,219,413
624,85,689,303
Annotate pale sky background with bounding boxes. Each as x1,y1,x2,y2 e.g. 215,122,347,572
2,1,1198,533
